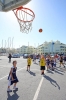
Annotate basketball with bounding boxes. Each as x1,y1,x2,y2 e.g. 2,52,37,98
39,29,43,33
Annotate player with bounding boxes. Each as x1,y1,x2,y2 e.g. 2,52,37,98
8,54,12,63
46,56,50,70
33,54,36,64
7,60,19,92
38,55,41,65
54,57,56,67
64,55,66,68
50,57,54,71
60,56,65,67
27,56,32,71
40,55,46,75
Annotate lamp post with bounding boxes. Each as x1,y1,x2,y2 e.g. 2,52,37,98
8,37,10,49
28,42,29,54
12,37,14,49
1,39,3,53
5,40,6,48
2,39,3,48
10,37,11,49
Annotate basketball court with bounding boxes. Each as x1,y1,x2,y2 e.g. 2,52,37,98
0,0,66,100
0,56,66,100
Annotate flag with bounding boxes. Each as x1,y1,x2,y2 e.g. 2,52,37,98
52,42,54,45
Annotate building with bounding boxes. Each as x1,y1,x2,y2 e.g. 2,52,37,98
37,40,66,54
17,45,37,54
0,48,6,53
16,40,66,55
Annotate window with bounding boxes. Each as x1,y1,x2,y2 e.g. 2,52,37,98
60,46,65,48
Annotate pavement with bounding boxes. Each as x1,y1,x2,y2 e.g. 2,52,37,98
0,56,66,100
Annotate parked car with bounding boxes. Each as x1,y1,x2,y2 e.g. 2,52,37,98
12,54,20,58
30,55,33,59
23,54,28,58
50,54,54,57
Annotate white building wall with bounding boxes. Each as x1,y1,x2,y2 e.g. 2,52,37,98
37,41,66,54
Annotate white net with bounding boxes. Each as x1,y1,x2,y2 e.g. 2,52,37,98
13,7,35,33
18,20,32,33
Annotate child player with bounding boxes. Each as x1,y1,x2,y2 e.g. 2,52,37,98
46,56,50,70
7,60,19,92
40,55,46,75
50,57,54,71
54,57,56,68
27,56,32,71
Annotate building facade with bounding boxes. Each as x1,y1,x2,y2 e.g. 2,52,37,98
37,41,66,54
17,45,37,54
16,41,66,55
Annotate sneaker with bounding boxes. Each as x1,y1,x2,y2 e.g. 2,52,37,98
52,69,54,71
13,86,18,90
41,72,44,75
28,70,30,72
7,88,12,92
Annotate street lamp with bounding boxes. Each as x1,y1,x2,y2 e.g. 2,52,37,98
8,37,10,49
12,37,14,49
2,39,3,48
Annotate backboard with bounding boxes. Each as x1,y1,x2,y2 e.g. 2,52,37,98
0,0,31,12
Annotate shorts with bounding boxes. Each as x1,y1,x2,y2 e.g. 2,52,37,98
51,63,54,67
54,63,56,67
40,66,45,70
27,65,30,67
8,76,19,86
60,62,63,64
60,60,63,62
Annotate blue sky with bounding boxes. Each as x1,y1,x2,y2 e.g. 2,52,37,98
0,0,66,48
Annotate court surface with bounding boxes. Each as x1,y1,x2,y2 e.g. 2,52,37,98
0,56,66,100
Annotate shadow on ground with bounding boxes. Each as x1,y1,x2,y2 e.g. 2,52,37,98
44,75,60,90
55,68,65,73
7,92,19,100
29,71,36,76
54,69,64,75
47,70,54,74
34,62,38,65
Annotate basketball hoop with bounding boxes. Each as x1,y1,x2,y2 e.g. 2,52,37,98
13,6,35,33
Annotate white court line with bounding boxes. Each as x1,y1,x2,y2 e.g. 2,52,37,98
0,66,13,69
33,76,44,100
0,67,39,81
0,67,26,81
0,66,22,69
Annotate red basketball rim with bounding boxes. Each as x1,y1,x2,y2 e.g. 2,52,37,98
14,6,35,22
